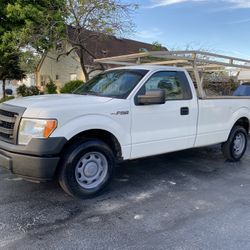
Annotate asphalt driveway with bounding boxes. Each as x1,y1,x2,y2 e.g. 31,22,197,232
1,141,250,250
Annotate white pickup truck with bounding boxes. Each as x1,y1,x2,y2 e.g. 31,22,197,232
0,65,249,198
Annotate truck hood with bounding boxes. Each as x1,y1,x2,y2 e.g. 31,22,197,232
6,94,113,109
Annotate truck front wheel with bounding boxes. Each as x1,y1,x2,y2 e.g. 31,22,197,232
222,126,248,162
59,139,115,199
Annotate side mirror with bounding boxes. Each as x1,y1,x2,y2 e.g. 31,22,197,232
138,89,166,105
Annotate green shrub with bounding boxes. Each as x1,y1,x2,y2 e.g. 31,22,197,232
16,84,28,96
27,86,40,96
45,81,57,94
0,96,15,103
60,80,84,93
16,84,40,97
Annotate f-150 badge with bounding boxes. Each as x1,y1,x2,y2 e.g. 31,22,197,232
111,111,129,115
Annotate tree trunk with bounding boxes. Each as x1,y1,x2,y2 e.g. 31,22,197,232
79,49,89,82
2,79,6,99
75,26,89,82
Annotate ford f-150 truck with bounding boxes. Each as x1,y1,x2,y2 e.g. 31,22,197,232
0,65,249,198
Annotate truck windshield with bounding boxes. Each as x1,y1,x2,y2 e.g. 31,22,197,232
73,69,148,99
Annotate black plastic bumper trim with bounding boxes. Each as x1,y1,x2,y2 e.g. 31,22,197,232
0,137,67,180
0,148,60,180
0,137,67,156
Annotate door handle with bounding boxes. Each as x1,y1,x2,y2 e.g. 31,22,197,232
180,107,189,115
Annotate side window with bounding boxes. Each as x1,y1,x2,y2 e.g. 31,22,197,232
139,71,192,101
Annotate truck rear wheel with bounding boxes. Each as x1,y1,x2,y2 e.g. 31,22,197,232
59,139,115,199
222,126,248,162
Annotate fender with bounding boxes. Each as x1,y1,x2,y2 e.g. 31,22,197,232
228,106,250,137
51,114,131,159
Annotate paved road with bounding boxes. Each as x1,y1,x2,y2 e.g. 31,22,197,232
1,142,250,250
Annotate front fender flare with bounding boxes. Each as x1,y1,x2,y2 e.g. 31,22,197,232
51,114,131,158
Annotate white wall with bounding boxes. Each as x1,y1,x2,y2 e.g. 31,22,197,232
0,74,35,96
238,63,250,83
37,47,85,88
238,70,250,83
0,80,17,96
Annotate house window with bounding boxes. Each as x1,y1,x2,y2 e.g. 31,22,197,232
56,42,63,51
40,75,50,86
70,74,77,81
56,74,59,80
40,75,45,86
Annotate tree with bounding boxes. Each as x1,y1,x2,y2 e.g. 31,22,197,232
152,41,164,51
0,0,65,95
3,0,66,53
58,0,138,81
0,49,25,98
1,0,137,82
20,51,41,74
0,0,66,93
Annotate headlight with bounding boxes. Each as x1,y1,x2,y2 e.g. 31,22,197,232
18,118,57,145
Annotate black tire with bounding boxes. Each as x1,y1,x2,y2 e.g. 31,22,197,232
59,139,115,199
222,126,248,162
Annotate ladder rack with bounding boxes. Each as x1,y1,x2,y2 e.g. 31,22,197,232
94,50,250,98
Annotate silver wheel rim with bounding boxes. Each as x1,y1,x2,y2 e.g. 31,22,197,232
75,152,108,189
233,132,246,157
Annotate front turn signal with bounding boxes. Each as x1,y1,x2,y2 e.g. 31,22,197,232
43,120,57,138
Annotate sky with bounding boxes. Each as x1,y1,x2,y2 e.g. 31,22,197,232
130,0,250,58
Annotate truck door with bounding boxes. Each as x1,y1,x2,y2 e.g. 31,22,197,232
130,70,198,159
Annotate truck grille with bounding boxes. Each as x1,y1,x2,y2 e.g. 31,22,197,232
0,104,26,144
0,110,17,140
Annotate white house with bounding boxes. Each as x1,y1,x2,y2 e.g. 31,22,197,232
35,26,166,89
238,70,250,83
237,62,250,83
0,74,35,96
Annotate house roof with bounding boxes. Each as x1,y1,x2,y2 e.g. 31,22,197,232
66,26,167,66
